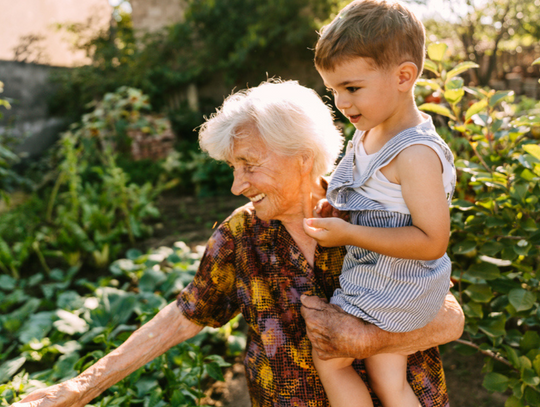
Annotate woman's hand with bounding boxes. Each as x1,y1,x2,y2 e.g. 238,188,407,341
301,293,464,360
303,217,351,247
11,380,83,407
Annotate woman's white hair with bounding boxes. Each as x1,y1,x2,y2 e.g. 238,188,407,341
199,79,344,178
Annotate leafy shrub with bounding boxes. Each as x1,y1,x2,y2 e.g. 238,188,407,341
418,44,540,405
0,87,178,277
0,242,244,406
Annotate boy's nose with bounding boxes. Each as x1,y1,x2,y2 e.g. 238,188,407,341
335,93,352,111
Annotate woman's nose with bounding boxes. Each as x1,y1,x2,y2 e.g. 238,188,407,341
230,171,249,196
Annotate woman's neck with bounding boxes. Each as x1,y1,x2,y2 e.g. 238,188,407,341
280,178,326,268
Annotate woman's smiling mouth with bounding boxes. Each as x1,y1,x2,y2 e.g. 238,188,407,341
249,193,266,203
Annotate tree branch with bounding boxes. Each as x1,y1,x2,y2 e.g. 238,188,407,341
455,339,515,369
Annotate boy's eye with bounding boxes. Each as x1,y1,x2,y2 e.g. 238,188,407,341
346,87,359,93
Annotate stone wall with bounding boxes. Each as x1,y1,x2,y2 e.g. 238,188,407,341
130,0,188,32
0,60,67,158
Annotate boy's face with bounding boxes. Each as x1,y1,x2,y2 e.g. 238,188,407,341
318,57,402,133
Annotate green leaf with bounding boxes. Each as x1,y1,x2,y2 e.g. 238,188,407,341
452,239,476,255
482,372,509,392
465,99,488,121
508,289,536,312
521,332,540,353
427,42,448,62
522,368,540,387
489,90,514,108
0,356,26,383
467,262,500,280
523,144,540,161
505,395,524,407
446,62,480,81
479,242,505,256
478,313,506,337
533,57,540,66
205,361,225,381
463,301,483,318
503,345,521,368
53,310,89,335
533,355,540,376
465,284,493,303
418,103,456,119
423,59,439,75
416,79,441,91
444,77,465,104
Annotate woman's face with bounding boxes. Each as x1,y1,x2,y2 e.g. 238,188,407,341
227,132,306,223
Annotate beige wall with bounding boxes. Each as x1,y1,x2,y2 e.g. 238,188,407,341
130,0,187,32
0,0,112,67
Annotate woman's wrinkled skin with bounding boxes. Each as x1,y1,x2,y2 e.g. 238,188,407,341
301,294,464,360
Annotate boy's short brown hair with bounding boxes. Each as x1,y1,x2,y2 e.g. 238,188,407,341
315,0,425,77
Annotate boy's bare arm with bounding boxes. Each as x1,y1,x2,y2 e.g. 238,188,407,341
304,145,450,260
301,293,464,360
12,302,203,407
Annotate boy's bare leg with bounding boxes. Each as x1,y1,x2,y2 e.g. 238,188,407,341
364,353,420,407
312,348,373,407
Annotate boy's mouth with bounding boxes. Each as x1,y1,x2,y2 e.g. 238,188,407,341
348,114,361,123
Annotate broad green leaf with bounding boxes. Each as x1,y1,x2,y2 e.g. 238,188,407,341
53,310,89,335
479,242,505,256
523,144,540,161
508,289,536,312
482,372,509,392
427,42,448,62
533,57,540,65
205,361,225,381
489,90,514,108
464,301,483,318
452,239,476,255
467,262,500,280
503,344,521,368
423,59,439,75
465,99,488,121
465,284,493,303
444,88,464,105
446,62,479,80
534,355,540,376
416,79,441,91
18,311,55,343
418,103,456,119
0,356,26,383
0,275,16,291
511,115,540,127
522,368,540,387
504,395,524,407
521,332,540,353
478,313,506,337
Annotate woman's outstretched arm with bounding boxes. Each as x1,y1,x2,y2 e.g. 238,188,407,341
12,302,203,407
301,293,464,360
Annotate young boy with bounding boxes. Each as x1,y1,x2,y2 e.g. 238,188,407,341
303,1,456,406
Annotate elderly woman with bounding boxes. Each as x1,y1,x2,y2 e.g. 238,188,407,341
13,80,463,407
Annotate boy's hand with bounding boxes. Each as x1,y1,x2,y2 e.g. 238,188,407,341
303,217,351,247
313,199,350,221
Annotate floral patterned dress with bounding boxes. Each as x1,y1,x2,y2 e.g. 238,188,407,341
177,203,449,407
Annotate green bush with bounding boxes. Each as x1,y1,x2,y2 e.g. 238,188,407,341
418,44,540,404
0,242,244,406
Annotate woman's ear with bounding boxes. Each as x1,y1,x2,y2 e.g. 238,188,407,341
299,152,314,176
396,62,418,92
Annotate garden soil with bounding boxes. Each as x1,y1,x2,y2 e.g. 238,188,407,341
139,193,507,407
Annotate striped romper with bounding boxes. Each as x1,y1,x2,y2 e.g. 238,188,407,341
327,118,456,333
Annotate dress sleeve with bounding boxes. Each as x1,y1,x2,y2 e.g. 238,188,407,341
176,220,240,328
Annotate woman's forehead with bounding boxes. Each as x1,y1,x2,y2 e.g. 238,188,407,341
227,136,268,163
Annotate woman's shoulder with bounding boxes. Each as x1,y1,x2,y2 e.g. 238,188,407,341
220,202,274,235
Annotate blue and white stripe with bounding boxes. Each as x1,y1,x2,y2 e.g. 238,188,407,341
327,118,455,333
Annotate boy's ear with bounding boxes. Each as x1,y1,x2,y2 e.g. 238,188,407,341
396,62,418,91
